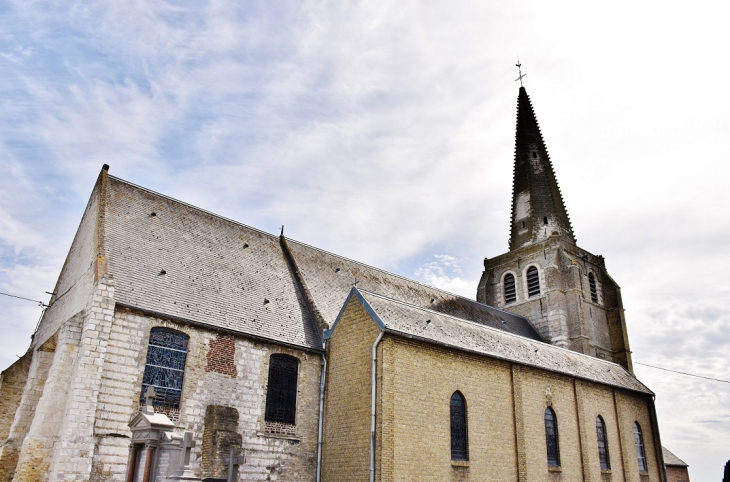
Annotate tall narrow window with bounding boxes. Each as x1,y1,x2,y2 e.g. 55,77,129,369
450,391,468,461
265,354,299,424
527,266,541,297
544,216,549,225
503,273,517,304
634,422,647,472
545,407,561,467
140,328,189,409
589,272,598,303
596,416,611,470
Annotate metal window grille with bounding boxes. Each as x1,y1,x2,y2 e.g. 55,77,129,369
265,354,299,424
545,407,561,467
527,266,541,298
634,422,647,472
589,272,598,303
596,416,611,470
450,392,468,461
504,274,517,304
140,328,189,408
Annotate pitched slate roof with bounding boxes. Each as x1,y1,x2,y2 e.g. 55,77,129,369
284,238,542,340
662,447,689,467
104,177,323,350
104,174,540,352
335,289,652,395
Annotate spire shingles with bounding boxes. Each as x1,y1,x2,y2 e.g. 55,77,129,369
509,87,575,250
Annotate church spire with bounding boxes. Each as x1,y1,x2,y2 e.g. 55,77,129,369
509,87,575,250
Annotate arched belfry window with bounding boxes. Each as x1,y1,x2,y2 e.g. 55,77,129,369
544,407,561,467
543,216,549,225
589,272,598,303
596,416,610,470
450,391,468,461
527,266,541,298
265,354,299,424
503,273,517,304
140,328,189,409
634,422,647,472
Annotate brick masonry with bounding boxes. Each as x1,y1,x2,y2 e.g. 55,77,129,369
324,297,664,482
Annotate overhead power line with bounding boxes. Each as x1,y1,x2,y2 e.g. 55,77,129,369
634,361,730,384
0,291,48,307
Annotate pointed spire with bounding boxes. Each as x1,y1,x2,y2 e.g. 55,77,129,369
509,87,575,250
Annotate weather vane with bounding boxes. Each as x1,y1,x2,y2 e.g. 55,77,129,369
515,58,527,87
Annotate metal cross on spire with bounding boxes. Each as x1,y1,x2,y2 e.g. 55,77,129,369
515,59,527,86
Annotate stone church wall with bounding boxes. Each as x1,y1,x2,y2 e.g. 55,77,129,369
89,307,321,481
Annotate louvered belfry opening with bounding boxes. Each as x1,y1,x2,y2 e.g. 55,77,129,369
527,266,541,297
450,391,468,461
265,354,299,424
503,273,517,304
596,416,611,470
544,407,561,467
589,272,598,303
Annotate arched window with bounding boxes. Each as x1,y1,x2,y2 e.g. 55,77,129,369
140,328,189,409
544,216,549,225
265,354,299,424
503,273,517,304
588,272,598,303
450,391,468,461
527,266,541,298
596,416,610,470
544,407,560,467
634,422,647,472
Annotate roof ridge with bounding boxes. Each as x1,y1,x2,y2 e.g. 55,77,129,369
357,288,641,375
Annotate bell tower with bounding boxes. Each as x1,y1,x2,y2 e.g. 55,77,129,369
477,87,633,372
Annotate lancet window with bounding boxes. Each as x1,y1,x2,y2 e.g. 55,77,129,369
545,407,561,467
450,391,468,461
596,415,610,470
139,328,189,409
634,422,648,472
265,354,299,424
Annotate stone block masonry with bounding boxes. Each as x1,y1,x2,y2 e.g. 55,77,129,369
86,306,321,481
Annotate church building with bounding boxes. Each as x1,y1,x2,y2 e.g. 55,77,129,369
0,87,668,481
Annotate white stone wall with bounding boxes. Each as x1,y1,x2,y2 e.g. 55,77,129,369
89,307,322,481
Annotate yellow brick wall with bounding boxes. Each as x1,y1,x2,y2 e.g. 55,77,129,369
321,297,382,481
383,336,517,482
323,295,666,482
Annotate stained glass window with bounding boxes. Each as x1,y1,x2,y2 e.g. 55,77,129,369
596,416,610,470
634,422,647,472
139,328,189,408
450,391,468,461
545,407,561,467
265,354,299,424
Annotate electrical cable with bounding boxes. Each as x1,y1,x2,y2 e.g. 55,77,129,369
634,361,730,384
0,291,47,307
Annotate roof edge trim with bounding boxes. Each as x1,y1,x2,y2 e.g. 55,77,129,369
324,287,385,340
116,302,325,354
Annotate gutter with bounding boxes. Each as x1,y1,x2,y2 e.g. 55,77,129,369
370,330,384,482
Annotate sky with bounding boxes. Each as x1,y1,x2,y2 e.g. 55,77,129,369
1,0,729,479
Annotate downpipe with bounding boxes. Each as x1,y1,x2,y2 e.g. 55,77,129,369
370,331,385,482
316,341,327,482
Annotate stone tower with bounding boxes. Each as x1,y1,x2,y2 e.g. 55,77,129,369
477,87,633,372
